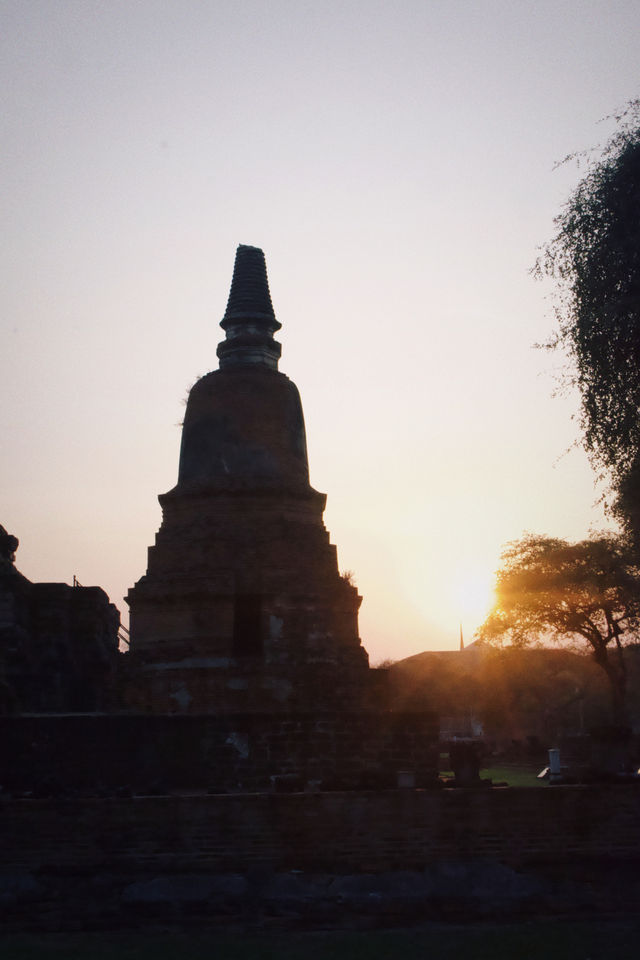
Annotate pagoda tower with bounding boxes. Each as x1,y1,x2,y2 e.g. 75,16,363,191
126,245,369,713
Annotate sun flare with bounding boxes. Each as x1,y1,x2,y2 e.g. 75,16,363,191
453,569,495,626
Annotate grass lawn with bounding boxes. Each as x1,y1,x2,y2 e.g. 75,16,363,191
2,920,639,960
439,767,545,787
481,766,545,787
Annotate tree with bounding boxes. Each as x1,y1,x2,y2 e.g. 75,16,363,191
477,534,640,725
537,101,640,545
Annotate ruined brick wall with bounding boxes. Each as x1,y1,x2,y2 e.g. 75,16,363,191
2,785,640,876
0,574,120,714
0,712,439,793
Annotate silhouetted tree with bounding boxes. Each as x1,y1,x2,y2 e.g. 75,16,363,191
537,101,640,547
478,534,640,724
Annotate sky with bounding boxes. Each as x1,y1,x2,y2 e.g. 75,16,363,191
2,0,640,663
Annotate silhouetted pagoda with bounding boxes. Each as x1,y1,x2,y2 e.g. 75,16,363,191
126,245,369,712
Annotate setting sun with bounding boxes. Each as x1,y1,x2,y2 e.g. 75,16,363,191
452,569,495,626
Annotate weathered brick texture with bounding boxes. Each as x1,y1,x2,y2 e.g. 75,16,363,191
2,785,640,876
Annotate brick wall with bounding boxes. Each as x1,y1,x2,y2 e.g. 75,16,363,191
0,575,119,713
2,785,640,876
0,712,439,793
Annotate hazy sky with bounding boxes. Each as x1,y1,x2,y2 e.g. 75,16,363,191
3,0,640,662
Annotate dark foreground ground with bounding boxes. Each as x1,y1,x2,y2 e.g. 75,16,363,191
2,919,640,960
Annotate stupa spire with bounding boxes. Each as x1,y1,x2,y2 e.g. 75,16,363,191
217,244,282,369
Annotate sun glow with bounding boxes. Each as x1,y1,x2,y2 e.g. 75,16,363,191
453,569,496,627
379,543,502,656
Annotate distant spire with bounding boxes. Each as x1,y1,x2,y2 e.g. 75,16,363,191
459,623,464,651
217,245,282,370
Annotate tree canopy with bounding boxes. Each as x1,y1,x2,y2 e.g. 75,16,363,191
477,534,640,724
537,101,640,539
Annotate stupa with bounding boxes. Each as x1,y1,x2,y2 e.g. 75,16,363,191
126,245,369,712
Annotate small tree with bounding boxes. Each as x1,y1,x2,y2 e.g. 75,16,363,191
478,534,640,725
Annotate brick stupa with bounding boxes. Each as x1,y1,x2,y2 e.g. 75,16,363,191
126,245,369,712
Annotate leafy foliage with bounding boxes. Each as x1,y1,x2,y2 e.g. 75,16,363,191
537,101,640,532
478,534,640,722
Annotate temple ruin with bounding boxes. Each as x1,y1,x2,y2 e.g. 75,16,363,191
126,245,369,713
